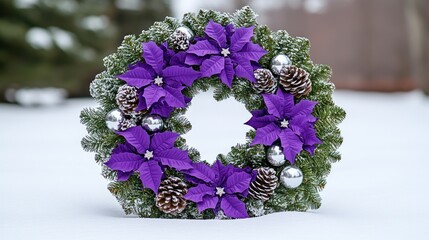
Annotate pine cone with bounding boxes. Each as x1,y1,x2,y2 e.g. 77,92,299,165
249,167,278,202
155,177,188,214
170,31,190,50
253,68,278,94
116,85,139,115
118,117,137,131
279,66,312,98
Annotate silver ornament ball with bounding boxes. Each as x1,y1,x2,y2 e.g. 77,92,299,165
266,145,286,167
270,53,292,75
141,115,164,132
280,165,303,189
105,109,124,131
175,26,194,40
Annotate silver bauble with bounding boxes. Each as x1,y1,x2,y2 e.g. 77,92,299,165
175,26,194,40
280,165,303,189
105,109,124,131
266,145,286,166
270,53,292,75
141,115,164,132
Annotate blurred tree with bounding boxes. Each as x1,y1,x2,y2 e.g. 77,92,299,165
406,0,429,95
0,0,171,102
106,0,171,44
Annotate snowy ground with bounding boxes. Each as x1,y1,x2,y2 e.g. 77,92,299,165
1,90,429,240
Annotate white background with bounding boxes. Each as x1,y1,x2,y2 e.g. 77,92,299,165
1,90,429,240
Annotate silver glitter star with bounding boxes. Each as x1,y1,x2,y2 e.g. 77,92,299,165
215,187,225,197
154,76,163,86
144,150,154,160
221,48,230,57
280,119,289,128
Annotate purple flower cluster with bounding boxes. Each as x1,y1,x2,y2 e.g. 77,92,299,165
246,89,322,163
105,126,193,193
117,20,267,117
118,42,199,117
186,20,267,88
183,160,256,218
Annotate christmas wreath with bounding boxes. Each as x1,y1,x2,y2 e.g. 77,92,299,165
81,6,345,219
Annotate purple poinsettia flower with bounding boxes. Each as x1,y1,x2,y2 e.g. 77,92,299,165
118,41,200,117
245,88,322,164
105,126,193,193
183,160,255,219
185,20,267,88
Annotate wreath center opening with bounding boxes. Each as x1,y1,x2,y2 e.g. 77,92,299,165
182,89,252,163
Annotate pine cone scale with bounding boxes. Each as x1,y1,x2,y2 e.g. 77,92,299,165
279,66,312,98
155,177,188,214
249,167,278,202
253,68,278,94
116,85,139,115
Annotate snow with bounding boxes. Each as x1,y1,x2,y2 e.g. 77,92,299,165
1,90,429,240
10,88,68,107
26,27,53,49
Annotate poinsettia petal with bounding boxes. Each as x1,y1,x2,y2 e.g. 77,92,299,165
184,162,216,184
225,24,235,42
185,54,205,66
150,131,179,152
112,142,135,154
230,26,254,52
154,148,193,170
262,89,295,119
160,42,175,63
187,40,220,56
142,41,164,75
138,160,163,193
279,129,303,164
164,85,186,108
219,58,235,88
196,195,219,212
225,172,252,195
200,56,225,78
300,124,322,146
117,63,154,88
292,99,317,117
289,114,307,135
262,94,282,118
251,123,281,146
304,145,317,155
143,85,166,108
205,20,227,48
169,51,187,66
220,195,248,219
116,126,150,154
232,42,267,61
234,59,256,82
250,109,267,118
162,66,200,86
105,152,144,172
135,92,147,112
117,171,133,181
184,184,215,203
245,112,277,129
212,160,226,184
277,89,295,118
150,100,174,118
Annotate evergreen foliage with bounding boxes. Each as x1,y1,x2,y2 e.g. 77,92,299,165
81,6,345,218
